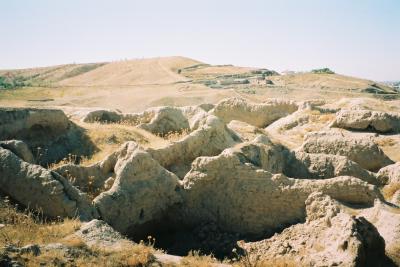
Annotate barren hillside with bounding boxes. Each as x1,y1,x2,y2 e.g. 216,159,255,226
269,72,396,94
58,56,201,86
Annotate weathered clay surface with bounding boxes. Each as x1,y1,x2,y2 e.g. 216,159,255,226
212,97,298,127
0,140,34,163
242,193,388,267
147,115,239,178
82,105,209,136
82,109,123,123
1,100,399,265
0,107,70,140
360,202,400,265
377,163,400,206
284,151,379,184
331,109,400,133
227,135,286,174
181,148,379,235
0,108,95,166
136,106,190,135
227,120,265,142
0,147,97,220
93,146,182,234
53,142,138,192
72,219,132,250
377,162,400,185
299,131,394,171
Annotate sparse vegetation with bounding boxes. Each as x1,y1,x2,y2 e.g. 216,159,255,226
311,68,335,74
0,74,32,89
59,63,105,80
0,195,156,266
0,196,81,247
179,250,219,266
75,122,168,166
162,129,191,142
1,56,400,267
250,69,279,76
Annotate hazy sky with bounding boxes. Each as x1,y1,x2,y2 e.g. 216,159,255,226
1,0,399,81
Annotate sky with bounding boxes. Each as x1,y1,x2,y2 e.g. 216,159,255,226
1,0,399,81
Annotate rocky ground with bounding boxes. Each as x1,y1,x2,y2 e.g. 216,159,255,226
0,96,400,266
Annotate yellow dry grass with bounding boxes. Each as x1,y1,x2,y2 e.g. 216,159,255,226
387,242,400,266
161,129,191,142
75,121,168,166
178,251,220,267
382,183,400,200
376,136,400,162
0,196,156,266
15,242,155,267
0,196,81,247
0,195,303,267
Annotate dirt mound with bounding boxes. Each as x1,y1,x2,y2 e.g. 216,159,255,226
0,140,34,163
212,97,298,127
0,107,96,165
242,192,389,266
331,109,400,133
0,104,398,265
0,147,97,220
82,109,123,123
58,57,200,86
360,202,400,264
82,104,210,136
0,107,69,140
270,73,397,94
299,131,394,171
181,149,378,236
93,145,182,235
147,115,239,178
284,151,379,184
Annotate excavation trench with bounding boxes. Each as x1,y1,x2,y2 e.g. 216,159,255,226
127,220,251,259
123,210,304,260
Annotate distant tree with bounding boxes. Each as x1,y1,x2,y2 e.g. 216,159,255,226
311,68,335,74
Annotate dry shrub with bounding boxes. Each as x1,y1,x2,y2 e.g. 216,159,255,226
0,196,156,266
49,153,82,169
77,121,167,166
13,243,155,267
160,129,190,142
50,120,170,169
60,235,87,249
76,243,154,267
179,250,219,267
387,242,400,265
0,196,81,247
234,258,297,267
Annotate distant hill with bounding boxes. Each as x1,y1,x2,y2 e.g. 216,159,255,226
0,57,396,95
0,56,398,111
58,56,201,86
0,63,105,88
269,72,397,95
382,81,400,91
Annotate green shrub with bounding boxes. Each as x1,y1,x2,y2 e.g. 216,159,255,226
311,68,335,74
0,75,31,89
